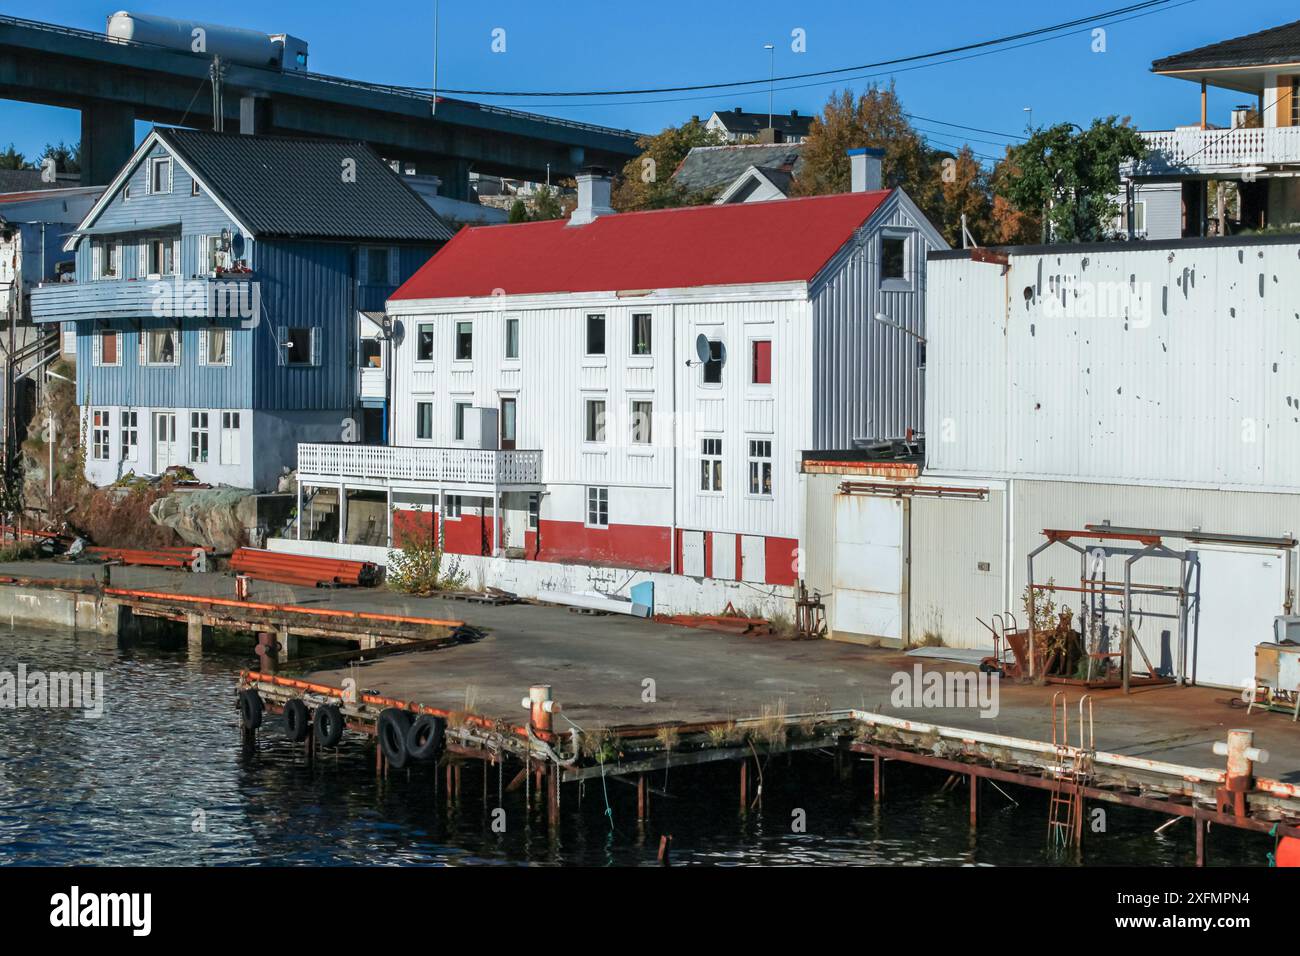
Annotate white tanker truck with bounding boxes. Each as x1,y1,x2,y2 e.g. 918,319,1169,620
105,10,309,72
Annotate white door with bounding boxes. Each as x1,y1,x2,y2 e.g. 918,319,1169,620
502,494,529,551
153,412,177,472
740,535,765,583
713,532,737,580
833,495,909,643
1194,547,1288,689
682,531,705,577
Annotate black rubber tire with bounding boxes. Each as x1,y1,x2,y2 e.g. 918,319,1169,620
283,698,310,742
378,708,412,769
314,703,345,747
405,714,446,761
237,689,264,730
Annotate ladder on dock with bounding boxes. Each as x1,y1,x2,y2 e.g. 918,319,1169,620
1047,694,1094,848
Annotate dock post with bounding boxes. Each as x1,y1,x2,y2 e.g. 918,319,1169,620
547,766,560,829
873,756,883,802
186,613,207,656
278,628,296,661
637,773,648,821
739,759,748,812
1195,811,1207,867
969,773,978,827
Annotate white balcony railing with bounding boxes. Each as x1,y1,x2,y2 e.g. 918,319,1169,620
298,442,543,487
358,367,385,401
1134,126,1300,175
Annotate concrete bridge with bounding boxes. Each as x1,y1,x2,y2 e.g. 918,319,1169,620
0,14,642,199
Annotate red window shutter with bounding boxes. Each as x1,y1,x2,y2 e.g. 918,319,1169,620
752,340,772,384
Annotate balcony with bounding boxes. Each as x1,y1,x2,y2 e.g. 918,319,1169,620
297,442,544,493
29,275,260,324
1130,126,1300,177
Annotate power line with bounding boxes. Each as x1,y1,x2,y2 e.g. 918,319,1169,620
411,1,1175,98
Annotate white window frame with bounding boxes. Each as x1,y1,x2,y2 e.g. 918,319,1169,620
630,398,653,446
504,315,520,362
416,322,436,363
145,237,178,278
219,411,241,466
585,486,609,529
630,312,653,358
198,326,232,367
879,229,915,290
585,313,606,357
443,494,463,520
701,337,724,388
700,436,723,494
747,438,774,498
189,411,210,464
584,397,607,444
120,410,138,462
528,492,539,531
454,320,473,362
93,240,120,281
416,401,434,441
453,401,471,442
91,409,111,461
142,328,181,367
93,329,122,367
148,157,172,195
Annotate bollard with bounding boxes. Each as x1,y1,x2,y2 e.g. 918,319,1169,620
520,684,561,734
1212,728,1269,818
235,574,250,601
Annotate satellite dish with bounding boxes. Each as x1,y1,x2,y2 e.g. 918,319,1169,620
695,333,712,364
389,319,405,346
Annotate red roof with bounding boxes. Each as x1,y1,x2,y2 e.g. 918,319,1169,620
391,190,892,301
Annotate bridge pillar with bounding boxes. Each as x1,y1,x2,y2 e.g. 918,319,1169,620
424,157,472,202
81,103,136,186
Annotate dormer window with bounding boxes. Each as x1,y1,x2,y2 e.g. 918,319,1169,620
149,157,172,195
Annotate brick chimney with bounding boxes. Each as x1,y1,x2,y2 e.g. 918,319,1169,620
848,147,884,192
569,167,614,226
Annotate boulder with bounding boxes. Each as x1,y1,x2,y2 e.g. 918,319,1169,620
149,488,268,553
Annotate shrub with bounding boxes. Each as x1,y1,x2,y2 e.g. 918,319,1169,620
385,536,467,594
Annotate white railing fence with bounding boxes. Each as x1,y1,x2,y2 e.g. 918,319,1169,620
298,442,542,485
1138,126,1300,172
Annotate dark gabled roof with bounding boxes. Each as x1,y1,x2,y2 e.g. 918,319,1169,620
711,108,814,138
1152,19,1300,71
672,143,804,193
155,128,454,242
0,169,79,194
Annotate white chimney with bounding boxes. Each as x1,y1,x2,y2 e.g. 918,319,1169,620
569,167,615,226
848,147,884,192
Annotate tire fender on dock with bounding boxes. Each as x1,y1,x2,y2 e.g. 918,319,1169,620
406,714,446,761
238,689,264,730
283,698,310,742
315,704,345,748
378,708,412,769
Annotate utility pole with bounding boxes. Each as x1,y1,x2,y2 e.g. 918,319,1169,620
210,56,225,132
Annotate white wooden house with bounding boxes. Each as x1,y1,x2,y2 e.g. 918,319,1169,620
296,150,946,587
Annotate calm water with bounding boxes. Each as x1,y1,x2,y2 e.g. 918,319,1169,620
0,628,1266,866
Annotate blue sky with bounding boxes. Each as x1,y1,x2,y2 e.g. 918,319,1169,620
3,0,1297,163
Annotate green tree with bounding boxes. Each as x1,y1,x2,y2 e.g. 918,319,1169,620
530,184,566,221
611,116,726,212
996,118,1146,243
0,144,31,170
507,198,529,223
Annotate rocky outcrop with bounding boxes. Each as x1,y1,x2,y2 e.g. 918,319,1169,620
149,489,293,553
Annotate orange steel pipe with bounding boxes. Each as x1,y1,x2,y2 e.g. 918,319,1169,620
240,670,551,742
105,587,462,628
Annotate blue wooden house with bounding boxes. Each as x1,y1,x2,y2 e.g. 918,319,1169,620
30,127,452,490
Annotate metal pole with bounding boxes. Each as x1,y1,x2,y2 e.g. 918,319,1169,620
1122,560,1132,694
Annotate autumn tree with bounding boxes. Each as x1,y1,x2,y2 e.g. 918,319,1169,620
611,117,727,212
792,84,942,219
996,117,1146,243
987,148,1041,245
934,146,993,247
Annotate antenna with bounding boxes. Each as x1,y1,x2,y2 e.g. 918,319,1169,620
431,0,440,117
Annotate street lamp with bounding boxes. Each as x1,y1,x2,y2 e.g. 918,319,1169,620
764,43,775,132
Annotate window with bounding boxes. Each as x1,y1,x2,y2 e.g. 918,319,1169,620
586,486,609,528
147,238,176,276
1115,201,1146,234
700,437,723,492
120,411,138,462
882,235,907,281
584,398,606,443
94,240,119,280
201,327,230,366
505,316,520,360
190,412,209,463
586,314,605,355
455,320,473,361
220,412,241,465
416,401,433,440
443,495,462,519
145,329,179,366
199,234,223,274
528,492,539,531
149,157,171,194
417,323,434,362
751,340,772,385
631,313,652,356
284,327,314,366
191,180,201,197
1293,79,1300,127
703,339,723,384
360,339,382,369
366,247,390,284
453,401,470,441
631,400,653,445
96,331,121,367
91,409,111,461
748,439,773,496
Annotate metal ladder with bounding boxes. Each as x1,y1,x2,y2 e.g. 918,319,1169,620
1047,694,1094,848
